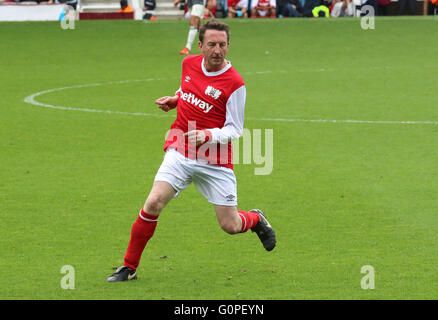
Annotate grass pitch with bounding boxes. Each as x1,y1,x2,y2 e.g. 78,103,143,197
1,17,438,300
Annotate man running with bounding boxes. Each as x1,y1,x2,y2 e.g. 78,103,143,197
107,19,276,283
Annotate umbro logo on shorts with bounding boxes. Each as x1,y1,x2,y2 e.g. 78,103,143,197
225,194,236,201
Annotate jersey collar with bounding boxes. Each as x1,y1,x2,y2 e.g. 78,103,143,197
201,57,232,77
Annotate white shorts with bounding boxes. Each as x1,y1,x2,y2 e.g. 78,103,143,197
154,148,238,206
190,4,205,18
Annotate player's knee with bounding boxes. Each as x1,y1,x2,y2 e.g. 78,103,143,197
144,195,166,215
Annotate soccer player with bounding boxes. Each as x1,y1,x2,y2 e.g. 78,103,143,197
175,0,207,55
107,19,276,282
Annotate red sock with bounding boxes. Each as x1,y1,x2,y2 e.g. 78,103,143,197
123,208,158,270
238,210,260,233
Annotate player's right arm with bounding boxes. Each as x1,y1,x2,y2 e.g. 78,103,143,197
155,95,179,112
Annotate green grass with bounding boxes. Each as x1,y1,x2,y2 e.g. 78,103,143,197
1,17,438,299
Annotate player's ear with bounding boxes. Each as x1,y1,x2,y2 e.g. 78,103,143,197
198,41,202,50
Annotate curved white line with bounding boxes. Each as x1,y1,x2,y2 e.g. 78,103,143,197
23,79,438,126
24,78,176,118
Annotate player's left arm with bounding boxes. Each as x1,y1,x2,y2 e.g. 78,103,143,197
208,85,246,143
184,85,246,146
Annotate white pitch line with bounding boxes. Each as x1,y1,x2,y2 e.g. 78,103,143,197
246,117,438,125
23,79,438,126
23,78,176,118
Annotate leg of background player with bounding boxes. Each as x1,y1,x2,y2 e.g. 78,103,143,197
181,14,201,55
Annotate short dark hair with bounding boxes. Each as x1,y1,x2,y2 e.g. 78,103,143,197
199,19,230,44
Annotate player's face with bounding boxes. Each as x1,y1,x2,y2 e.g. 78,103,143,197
199,29,229,72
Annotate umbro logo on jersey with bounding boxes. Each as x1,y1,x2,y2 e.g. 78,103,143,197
205,85,222,100
180,90,214,113
185,76,191,83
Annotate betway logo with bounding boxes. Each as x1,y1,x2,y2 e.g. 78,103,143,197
180,90,214,113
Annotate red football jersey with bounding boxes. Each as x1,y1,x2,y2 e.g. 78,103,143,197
163,55,246,170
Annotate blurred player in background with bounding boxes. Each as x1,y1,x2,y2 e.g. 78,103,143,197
175,0,216,55
107,19,276,282
251,0,276,17
228,0,248,18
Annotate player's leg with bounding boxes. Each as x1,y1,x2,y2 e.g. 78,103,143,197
331,2,343,17
143,181,177,215
122,181,176,270
193,164,276,250
180,4,204,55
228,7,237,18
214,205,259,234
107,182,176,282
269,7,276,17
214,205,276,251
108,149,192,282
214,205,242,234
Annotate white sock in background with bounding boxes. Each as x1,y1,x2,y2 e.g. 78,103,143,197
186,26,198,51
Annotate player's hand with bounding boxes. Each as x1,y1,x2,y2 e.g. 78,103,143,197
155,95,178,112
173,0,179,8
184,130,211,147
